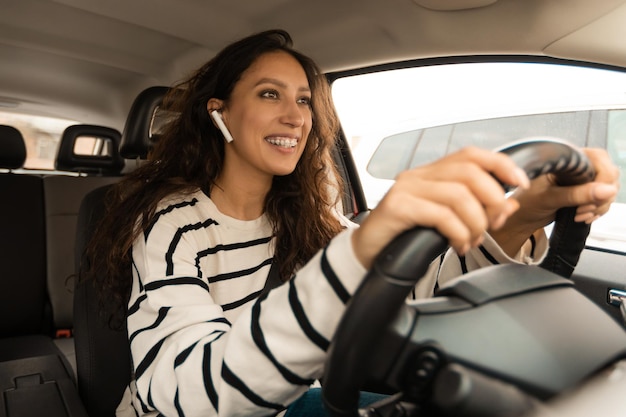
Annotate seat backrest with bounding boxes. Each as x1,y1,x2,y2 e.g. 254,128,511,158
0,125,49,336
74,185,131,417
44,124,124,333
73,88,168,417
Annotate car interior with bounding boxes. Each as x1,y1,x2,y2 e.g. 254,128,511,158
1,0,626,416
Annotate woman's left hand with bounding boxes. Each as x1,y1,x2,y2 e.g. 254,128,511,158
490,148,620,256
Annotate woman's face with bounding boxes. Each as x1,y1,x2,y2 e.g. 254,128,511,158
217,50,313,180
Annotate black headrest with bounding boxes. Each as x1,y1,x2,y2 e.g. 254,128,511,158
120,86,171,160
0,125,27,170
55,125,124,175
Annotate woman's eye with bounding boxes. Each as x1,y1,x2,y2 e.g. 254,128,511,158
261,90,278,99
298,96,311,106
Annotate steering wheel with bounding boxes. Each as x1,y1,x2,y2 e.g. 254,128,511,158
321,138,596,417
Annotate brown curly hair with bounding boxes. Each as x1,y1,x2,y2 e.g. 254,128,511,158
81,29,345,326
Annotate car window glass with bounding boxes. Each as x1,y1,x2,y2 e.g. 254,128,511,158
367,130,420,179
332,61,626,253
0,111,77,171
608,109,626,203
373,111,595,180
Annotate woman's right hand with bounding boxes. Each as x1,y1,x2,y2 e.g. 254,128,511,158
351,147,530,269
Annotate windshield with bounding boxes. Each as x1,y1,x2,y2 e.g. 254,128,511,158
332,61,626,253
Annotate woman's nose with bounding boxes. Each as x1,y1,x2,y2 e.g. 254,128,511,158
280,101,306,127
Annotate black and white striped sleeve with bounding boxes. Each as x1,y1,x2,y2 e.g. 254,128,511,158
127,212,366,417
219,229,366,416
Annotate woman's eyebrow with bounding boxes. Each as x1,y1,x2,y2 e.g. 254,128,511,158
255,77,311,92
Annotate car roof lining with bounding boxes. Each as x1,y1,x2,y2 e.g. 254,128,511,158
1,0,626,128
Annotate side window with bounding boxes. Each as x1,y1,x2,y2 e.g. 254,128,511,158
607,109,626,203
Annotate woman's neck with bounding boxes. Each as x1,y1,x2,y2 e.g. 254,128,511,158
210,173,270,221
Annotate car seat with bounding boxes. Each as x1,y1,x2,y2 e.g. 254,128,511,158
73,87,169,417
0,125,49,338
0,125,88,417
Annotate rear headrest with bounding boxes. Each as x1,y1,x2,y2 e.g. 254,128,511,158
120,86,171,159
0,125,27,170
55,124,124,175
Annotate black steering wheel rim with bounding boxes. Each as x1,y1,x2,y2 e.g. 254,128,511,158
321,137,595,417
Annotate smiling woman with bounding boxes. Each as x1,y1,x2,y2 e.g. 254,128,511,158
207,51,313,190
69,27,619,417
80,29,352,417
2,1,626,417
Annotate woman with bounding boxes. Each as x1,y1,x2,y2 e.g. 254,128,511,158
84,29,618,416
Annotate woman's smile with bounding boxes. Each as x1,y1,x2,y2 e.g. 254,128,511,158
265,135,299,149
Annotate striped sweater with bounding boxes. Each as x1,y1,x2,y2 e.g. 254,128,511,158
116,189,547,417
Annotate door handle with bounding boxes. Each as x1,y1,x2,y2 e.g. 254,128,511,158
608,289,626,324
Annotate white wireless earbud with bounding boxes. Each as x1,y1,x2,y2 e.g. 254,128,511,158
210,110,235,143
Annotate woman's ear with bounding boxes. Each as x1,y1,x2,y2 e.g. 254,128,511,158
207,98,224,114
206,98,234,143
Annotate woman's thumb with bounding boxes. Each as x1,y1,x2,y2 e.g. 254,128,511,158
590,183,618,202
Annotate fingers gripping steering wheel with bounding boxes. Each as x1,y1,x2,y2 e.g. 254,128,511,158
321,138,595,417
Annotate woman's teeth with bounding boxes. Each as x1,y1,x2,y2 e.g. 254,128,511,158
266,137,297,148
